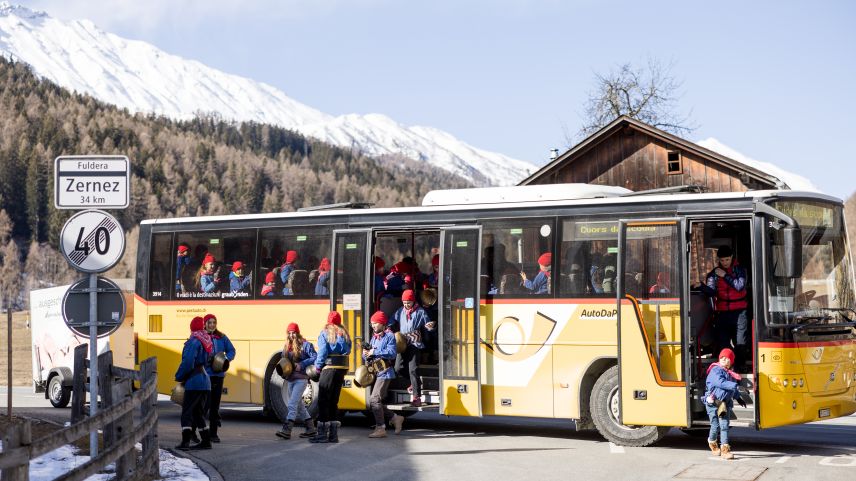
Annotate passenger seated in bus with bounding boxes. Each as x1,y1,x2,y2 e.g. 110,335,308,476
280,250,299,295
520,252,551,294
261,271,277,297
601,262,616,294
229,261,252,293
314,258,331,296
390,289,435,407
176,243,194,292
590,253,605,294
649,272,671,295
197,254,221,293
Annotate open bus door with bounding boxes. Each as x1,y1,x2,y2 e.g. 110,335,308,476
617,219,690,428
439,226,482,416
331,228,371,411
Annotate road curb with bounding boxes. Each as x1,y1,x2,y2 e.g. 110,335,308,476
165,447,226,481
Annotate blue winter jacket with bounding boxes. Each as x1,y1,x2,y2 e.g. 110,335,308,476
200,273,218,293
365,331,397,379
390,305,432,350
315,271,330,296
280,263,295,295
229,272,251,293
314,328,352,371
205,333,236,378
704,364,740,406
175,255,194,288
286,340,318,381
175,337,211,391
523,271,550,294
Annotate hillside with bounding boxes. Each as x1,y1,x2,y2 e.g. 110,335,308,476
0,57,470,303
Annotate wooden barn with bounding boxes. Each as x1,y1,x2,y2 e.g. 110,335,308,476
519,116,785,192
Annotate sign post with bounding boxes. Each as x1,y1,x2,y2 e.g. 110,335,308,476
55,155,129,458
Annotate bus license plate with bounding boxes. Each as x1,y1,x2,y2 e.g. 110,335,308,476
818,408,831,418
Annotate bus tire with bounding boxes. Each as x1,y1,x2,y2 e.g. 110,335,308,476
590,366,669,447
48,374,71,408
265,354,318,423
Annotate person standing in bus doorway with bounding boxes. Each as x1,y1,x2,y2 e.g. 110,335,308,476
391,289,434,407
175,316,213,450
280,250,299,295
314,257,331,296
365,311,405,438
703,348,746,460
203,313,235,443
276,322,318,440
309,311,352,444
693,246,749,370
521,252,551,294
229,261,252,294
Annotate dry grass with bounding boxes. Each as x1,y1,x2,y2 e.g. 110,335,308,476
0,311,34,386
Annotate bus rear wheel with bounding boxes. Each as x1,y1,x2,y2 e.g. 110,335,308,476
590,366,669,447
266,356,318,423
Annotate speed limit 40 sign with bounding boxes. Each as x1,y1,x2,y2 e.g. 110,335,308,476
60,210,126,273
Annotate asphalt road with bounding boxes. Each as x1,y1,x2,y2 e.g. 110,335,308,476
4,387,855,481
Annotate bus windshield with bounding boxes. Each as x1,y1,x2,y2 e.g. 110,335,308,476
767,200,856,325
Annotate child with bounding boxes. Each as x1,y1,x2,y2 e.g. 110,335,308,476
703,348,746,460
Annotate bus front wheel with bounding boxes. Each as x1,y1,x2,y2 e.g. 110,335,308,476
266,356,318,423
590,366,669,447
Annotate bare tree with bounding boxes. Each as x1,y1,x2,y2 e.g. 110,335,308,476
577,58,696,140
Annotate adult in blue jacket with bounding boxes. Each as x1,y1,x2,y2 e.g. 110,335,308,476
280,250,298,295
314,258,331,296
390,289,435,407
276,322,318,440
309,311,352,444
703,348,746,460
174,316,213,450
365,311,405,438
521,252,551,295
203,314,235,443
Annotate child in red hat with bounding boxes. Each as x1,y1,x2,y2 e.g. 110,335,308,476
521,252,552,294
703,348,746,459
229,261,251,294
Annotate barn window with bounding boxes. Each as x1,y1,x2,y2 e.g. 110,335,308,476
667,151,682,174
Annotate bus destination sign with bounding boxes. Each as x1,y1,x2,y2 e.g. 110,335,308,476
54,155,130,209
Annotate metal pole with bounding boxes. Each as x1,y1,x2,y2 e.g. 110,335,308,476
89,273,98,457
6,302,11,418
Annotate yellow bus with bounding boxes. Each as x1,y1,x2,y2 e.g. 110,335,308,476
134,184,856,445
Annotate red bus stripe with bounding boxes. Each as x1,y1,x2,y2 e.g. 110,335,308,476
484,298,617,305
134,294,329,306
759,340,856,348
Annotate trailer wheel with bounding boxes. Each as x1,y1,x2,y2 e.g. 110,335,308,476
590,366,669,446
48,375,70,408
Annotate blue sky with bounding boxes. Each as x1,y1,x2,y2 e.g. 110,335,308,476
23,0,856,199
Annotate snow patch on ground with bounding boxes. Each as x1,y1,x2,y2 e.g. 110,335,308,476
26,444,208,480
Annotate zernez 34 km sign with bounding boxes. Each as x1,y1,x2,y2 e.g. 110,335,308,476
54,155,130,209
60,210,126,273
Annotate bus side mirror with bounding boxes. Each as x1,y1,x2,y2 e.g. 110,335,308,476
783,226,802,278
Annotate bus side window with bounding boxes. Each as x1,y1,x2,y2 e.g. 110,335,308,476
258,226,333,299
480,219,554,297
559,219,618,298
148,233,172,300
174,230,256,299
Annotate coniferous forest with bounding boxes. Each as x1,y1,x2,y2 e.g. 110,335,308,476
0,58,471,307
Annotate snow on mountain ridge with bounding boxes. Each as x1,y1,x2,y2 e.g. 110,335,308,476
0,4,536,186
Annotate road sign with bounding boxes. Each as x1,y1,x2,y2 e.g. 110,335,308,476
54,155,129,209
62,277,126,338
60,210,126,273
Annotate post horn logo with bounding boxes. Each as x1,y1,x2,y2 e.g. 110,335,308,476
491,312,557,361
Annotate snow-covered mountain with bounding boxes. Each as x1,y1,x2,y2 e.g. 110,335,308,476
0,3,537,186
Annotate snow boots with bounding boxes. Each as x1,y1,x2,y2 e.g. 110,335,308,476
298,418,317,438
308,422,328,443
176,429,193,451
189,428,213,450
708,440,720,455
327,421,341,443
720,444,734,460
276,420,294,440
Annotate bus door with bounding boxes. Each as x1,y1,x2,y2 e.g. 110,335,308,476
439,226,482,416
331,229,372,410
617,219,690,427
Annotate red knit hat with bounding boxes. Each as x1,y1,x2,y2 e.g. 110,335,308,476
285,250,298,264
203,313,216,323
177,244,189,254
431,254,440,267
318,258,330,272
402,289,416,301
287,322,300,333
370,311,388,325
374,256,385,269
265,271,276,284
232,261,244,272
203,253,216,265
718,348,735,365
538,253,552,266
327,311,342,325
190,316,204,332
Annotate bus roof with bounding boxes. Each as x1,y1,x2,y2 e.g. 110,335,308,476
140,188,842,226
